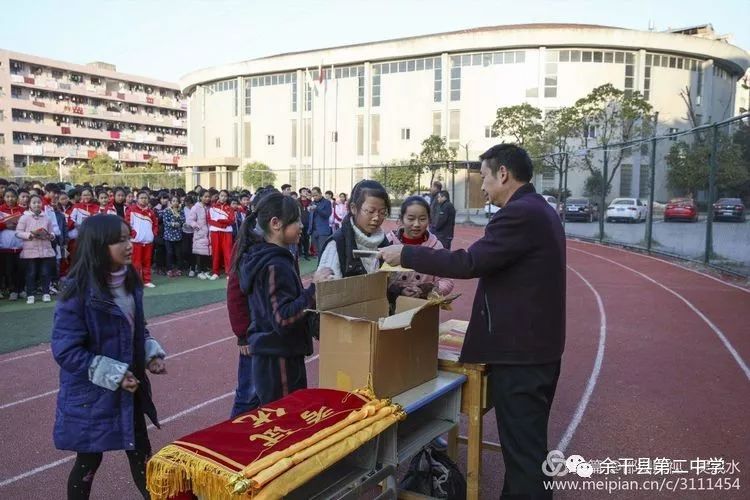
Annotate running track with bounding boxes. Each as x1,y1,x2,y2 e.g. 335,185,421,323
0,225,748,499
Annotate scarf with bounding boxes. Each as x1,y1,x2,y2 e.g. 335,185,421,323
351,223,385,250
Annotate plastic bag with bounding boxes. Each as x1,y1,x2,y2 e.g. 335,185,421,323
400,446,466,499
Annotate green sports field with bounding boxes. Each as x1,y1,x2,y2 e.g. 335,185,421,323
0,258,319,354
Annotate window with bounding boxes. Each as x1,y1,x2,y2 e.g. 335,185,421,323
372,68,381,107
434,58,442,102
401,128,411,140
215,137,221,148
244,79,252,114
585,125,598,139
0,133,4,145
484,126,498,138
303,118,312,156
370,115,380,155
450,65,461,101
267,135,275,145
356,115,364,156
331,131,338,142
305,82,312,111
52,69,63,79
357,76,364,108
432,112,441,136
244,123,252,157
449,110,460,150
639,164,650,196
668,128,679,140
696,68,703,105
291,120,297,157
619,164,632,197
291,77,297,112
544,62,558,98
526,87,539,98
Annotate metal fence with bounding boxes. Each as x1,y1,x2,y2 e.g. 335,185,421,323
561,113,750,277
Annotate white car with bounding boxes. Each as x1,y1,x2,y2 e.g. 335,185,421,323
485,202,500,217
542,195,563,217
606,198,648,223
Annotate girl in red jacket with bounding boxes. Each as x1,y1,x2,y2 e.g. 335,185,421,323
126,191,159,288
208,189,235,280
1,189,26,300
57,191,76,277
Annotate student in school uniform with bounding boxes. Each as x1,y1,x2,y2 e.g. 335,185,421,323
207,189,235,280
126,191,159,288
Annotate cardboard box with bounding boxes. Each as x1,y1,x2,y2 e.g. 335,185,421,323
316,272,442,398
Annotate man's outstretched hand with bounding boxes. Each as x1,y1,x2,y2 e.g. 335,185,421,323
379,245,404,266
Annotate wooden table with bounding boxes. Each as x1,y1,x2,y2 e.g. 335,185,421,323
437,320,500,500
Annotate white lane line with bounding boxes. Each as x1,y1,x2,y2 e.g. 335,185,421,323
148,305,226,327
0,305,228,368
0,349,51,365
0,355,321,488
0,336,235,411
557,265,607,453
570,239,750,294
571,247,750,382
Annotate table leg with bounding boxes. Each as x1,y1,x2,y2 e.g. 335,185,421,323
447,424,459,461
466,370,482,500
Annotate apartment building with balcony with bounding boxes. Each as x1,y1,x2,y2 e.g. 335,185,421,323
0,49,188,173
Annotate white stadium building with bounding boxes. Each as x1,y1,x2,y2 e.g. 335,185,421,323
179,23,749,207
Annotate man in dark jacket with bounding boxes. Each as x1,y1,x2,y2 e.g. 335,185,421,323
309,187,333,260
381,143,565,499
431,190,456,249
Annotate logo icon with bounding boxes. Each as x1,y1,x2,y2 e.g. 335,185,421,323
543,450,593,478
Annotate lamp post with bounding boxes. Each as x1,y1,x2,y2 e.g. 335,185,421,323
58,156,68,183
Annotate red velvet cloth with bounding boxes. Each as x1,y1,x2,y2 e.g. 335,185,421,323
165,388,370,475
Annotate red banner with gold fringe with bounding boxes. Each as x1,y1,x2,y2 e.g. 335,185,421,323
147,388,404,500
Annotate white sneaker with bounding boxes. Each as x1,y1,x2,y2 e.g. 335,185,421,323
42,294,51,303
198,272,208,280
144,282,156,288
27,296,35,305
188,270,196,278
9,292,19,301
208,274,219,281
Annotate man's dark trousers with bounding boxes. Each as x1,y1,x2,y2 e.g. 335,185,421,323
489,361,561,499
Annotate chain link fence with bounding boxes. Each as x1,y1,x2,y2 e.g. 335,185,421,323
562,113,750,277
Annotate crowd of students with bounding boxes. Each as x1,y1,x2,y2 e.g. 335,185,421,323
0,179,363,304
39,175,460,498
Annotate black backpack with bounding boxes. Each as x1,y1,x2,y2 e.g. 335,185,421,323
400,446,467,500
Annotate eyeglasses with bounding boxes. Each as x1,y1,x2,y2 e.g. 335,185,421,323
361,207,388,218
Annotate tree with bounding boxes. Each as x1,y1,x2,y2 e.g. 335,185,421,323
372,159,421,200
69,154,117,185
583,170,612,200
0,161,12,178
242,162,276,190
538,106,582,206
575,84,653,194
491,103,544,156
666,134,747,198
411,135,456,187
26,161,58,180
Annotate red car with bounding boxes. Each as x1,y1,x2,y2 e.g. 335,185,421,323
664,198,698,222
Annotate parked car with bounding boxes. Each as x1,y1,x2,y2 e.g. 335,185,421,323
542,195,563,217
564,198,598,222
712,198,746,222
605,198,648,223
485,201,500,218
664,198,698,222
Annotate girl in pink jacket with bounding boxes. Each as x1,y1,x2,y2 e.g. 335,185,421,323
385,196,454,303
187,190,212,279
16,194,56,304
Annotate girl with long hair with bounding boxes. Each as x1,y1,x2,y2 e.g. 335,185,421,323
52,214,167,499
232,192,331,416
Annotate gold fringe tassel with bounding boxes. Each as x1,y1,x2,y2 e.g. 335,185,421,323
146,444,247,500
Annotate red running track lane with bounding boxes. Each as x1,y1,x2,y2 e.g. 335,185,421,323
0,227,748,499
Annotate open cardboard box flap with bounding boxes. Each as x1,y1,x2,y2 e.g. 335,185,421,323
315,272,388,311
